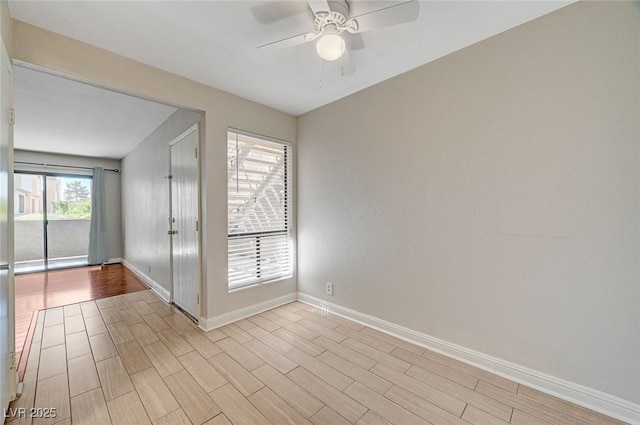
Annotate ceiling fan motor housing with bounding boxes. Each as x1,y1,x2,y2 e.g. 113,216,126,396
328,0,349,18
313,0,359,35
313,10,346,31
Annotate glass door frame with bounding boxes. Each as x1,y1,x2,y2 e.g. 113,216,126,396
14,170,93,274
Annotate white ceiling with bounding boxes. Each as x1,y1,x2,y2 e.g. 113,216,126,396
13,66,177,159
9,1,573,116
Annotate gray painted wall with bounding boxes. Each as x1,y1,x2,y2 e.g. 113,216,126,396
297,2,639,404
121,109,201,292
14,149,123,260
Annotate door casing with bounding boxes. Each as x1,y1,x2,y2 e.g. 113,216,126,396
1,34,16,409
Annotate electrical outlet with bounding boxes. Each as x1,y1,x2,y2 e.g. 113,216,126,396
148,265,151,273
325,282,333,296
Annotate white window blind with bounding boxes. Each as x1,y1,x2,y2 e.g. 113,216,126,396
227,129,292,290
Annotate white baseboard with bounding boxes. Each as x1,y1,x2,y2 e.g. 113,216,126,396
121,259,170,303
104,257,122,265
198,292,297,332
297,292,640,425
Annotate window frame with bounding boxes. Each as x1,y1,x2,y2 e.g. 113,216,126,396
227,127,293,291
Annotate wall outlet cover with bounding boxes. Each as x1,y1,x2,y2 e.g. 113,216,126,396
325,282,333,296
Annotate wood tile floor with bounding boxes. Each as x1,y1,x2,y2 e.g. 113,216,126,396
15,265,149,360
7,291,626,425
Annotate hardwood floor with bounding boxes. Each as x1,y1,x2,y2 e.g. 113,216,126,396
14,264,149,379
7,292,626,425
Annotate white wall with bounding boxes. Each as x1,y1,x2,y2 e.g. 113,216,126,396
298,1,639,405
14,149,122,260
121,109,200,293
12,20,297,320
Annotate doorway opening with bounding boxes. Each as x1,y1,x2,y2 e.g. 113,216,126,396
9,63,203,386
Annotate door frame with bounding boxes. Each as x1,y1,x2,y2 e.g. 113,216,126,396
168,123,201,320
1,32,16,405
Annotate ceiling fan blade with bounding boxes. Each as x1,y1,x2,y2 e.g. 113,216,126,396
307,0,331,17
257,32,316,51
345,32,365,51
351,0,420,33
251,1,311,25
340,49,356,76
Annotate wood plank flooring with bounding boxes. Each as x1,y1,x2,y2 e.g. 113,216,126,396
14,265,149,379
6,292,626,425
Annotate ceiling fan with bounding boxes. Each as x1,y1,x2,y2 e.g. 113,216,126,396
256,0,420,75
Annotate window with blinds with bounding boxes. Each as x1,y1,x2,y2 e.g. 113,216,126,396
227,129,292,290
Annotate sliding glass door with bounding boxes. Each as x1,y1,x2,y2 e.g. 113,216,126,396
14,172,92,273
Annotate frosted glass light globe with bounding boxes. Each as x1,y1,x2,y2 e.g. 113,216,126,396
316,34,346,61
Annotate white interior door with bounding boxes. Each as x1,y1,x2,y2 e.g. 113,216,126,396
170,125,200,319
0,39,15,409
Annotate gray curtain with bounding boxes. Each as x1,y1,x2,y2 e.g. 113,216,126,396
88,167,108,265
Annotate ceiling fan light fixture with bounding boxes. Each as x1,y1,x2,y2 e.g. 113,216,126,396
316,34,346,61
